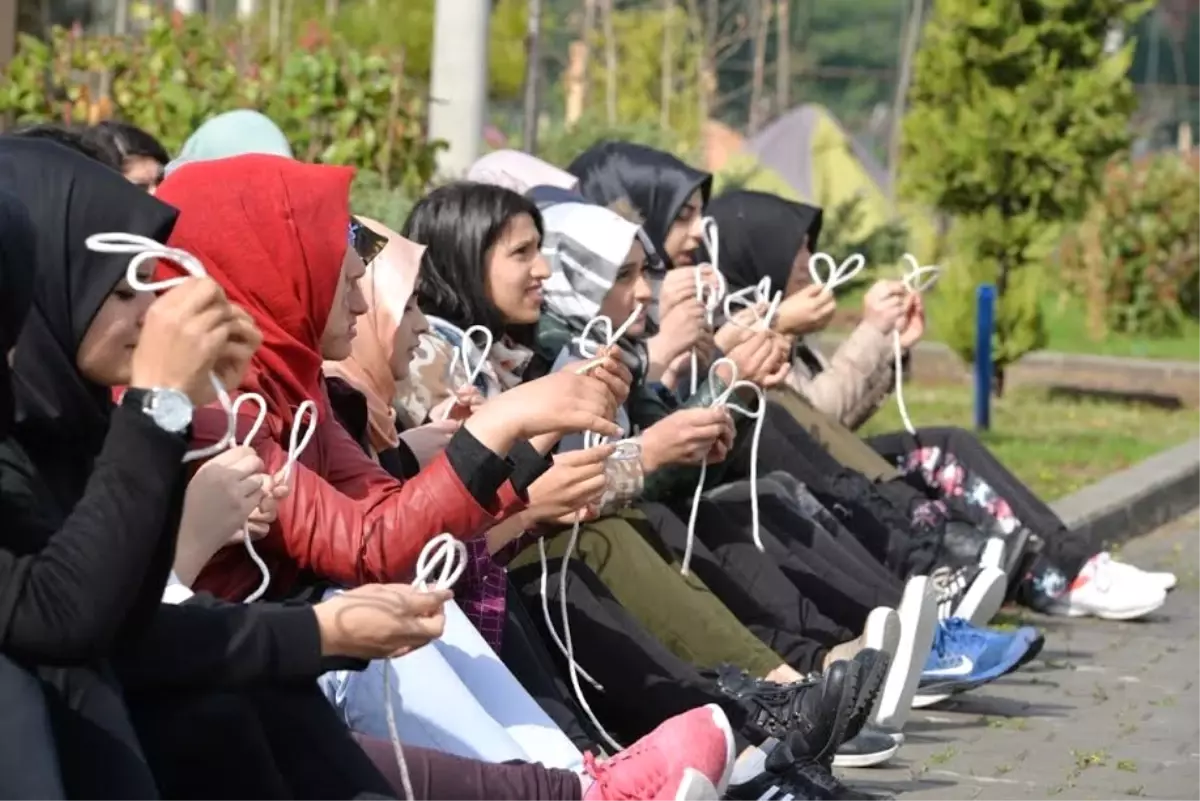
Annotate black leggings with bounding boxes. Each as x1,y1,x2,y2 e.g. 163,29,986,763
0,655,66,799
867,426,1090,578
128,684,394,799
686,477,905,631
507,556,756,752
39,664,160,799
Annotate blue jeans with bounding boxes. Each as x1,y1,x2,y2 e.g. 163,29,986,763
319,596,583,770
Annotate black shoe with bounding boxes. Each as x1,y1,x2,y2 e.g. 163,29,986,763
844,649,889,742
725,734,819,800
791,758,890,800
713,662,857,759
832,724,900,768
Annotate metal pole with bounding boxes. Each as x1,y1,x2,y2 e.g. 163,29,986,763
428,0,490,178
974,283,995,432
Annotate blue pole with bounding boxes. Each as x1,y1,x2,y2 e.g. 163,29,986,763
974,284,996,431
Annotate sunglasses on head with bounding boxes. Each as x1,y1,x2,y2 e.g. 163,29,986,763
349,217,387,265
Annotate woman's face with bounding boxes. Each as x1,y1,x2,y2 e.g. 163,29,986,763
598,239,653,338
389,297,429,382
665,189,705,267
484,212,549,325
76,272,155,387
123,156,165,194
321,246,370,361
784,235,815,298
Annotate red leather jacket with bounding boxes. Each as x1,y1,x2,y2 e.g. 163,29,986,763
190,387,524,602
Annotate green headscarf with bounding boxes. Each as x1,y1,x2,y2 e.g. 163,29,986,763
166,110,293,176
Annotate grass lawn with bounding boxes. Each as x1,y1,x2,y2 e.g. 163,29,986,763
858,385,1200,501
830,287,1200,362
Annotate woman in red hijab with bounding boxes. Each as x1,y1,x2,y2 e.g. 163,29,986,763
155,155,624,602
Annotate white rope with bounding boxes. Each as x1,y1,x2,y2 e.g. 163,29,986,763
228,394,319,603
532,303,648,754
439,324,494,421
689,217,727,395
384,534,467,800
85,232,237,463
807,251,866,293
807,250,940,436
722,276,783,333
894,254,940,435
680,358,766,576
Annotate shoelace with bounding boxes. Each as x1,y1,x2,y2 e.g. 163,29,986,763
892,254,940,435
689,217,728,396
384,533,467,800
722,276,784,333
85,232,239,463
681,358,767,576
533,304,646,754
435,321,494,421
229,394,319,602
930,565,971,620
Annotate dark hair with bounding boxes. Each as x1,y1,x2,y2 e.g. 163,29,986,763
12,124,123,171
402,181,544,340
83,120,169,167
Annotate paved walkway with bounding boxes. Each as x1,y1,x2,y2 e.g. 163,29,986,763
840,512,1200,800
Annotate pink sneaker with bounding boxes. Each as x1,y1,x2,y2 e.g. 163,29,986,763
582,704,735,800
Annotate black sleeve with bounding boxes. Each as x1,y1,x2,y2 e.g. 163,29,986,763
508,440,552,497
114,594,365,690
384,440,422,480
444,426,514,507
0,404,187,665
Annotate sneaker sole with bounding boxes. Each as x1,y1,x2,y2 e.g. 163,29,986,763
675,768,719,801
703,704,737,794
832,740,901,769
864,607,902,658
846,653,891,740
1049,596,1166,621
817,662,862,763
952,566,1007,626
873,576,938,731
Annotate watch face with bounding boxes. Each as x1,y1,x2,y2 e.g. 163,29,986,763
151,389,194,433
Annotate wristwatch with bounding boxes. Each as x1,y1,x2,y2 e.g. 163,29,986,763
124,387,194,434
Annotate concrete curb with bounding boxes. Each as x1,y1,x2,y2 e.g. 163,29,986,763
811,333,1200,407
1049,438,1200,553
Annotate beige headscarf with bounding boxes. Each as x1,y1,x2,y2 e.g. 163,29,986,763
467,149,579,194
323,217,426,453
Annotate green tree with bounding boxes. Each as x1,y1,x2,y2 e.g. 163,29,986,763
900,0,1152,389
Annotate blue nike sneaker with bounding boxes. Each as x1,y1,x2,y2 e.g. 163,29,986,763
911,618,1042,708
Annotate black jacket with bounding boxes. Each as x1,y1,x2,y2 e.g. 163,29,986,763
0,138,350,690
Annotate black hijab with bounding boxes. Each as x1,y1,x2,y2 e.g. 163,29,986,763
0,137,178,508
705,190,823,295
568,141,712,268
0,190,37,441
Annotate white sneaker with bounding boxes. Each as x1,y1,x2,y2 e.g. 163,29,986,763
931,565,1007,625
872,576,937,731
1048,553,1167,621
864,606,902,656
1100,552,1177,592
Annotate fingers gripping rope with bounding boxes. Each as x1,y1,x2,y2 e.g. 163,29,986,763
723,276,783,333
533,304,649,754
681,359,766,577
894,254,940,435
85,232,238,463
690,217,728,396
440,324,494,421
385,534,468,800
229,394,319,603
